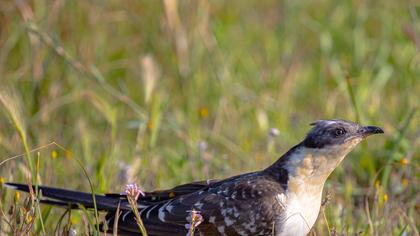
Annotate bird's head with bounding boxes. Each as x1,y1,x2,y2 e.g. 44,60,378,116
267,119,384,182
303,119,383,149
293,119,384,176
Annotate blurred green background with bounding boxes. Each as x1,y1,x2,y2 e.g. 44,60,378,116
0,0,418,235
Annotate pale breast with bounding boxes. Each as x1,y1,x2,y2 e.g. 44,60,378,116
276,191,322,236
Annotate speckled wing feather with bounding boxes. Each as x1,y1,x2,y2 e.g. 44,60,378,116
107,172,286,236
193,174,286,235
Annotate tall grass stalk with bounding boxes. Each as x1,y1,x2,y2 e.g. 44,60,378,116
344,75,361,123
0,88,46,235
0,89,34,178
53,143,101,235
125,184,148,236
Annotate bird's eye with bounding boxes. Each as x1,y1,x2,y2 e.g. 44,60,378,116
334,128,346,136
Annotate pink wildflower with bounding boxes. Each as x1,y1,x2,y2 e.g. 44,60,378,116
124,183,145,201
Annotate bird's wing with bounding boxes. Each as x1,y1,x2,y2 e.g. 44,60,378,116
109,174,286,236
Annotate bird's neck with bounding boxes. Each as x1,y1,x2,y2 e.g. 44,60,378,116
265,141,361,235
265,143,349,193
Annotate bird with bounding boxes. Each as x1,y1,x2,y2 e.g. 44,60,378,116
5,119,383,236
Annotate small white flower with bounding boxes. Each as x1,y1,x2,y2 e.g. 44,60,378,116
198,141,208,152
69,228,77,236
269,128,280,137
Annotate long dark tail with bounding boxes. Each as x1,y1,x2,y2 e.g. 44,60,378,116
4,182,124,211
4,182,208,236
5,183,147,235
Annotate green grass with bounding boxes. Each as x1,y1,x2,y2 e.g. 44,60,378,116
0,0,419,235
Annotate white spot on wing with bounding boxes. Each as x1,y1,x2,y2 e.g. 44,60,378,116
224,216,235,226
122,210,131,221
166,203,174,212
158,206,166,222
158,200,174,222
194,201,204,210
146,203,159,219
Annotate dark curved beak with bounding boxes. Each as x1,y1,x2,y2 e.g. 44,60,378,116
357,126,384,137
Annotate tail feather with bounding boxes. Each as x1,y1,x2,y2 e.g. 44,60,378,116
4,182,124,211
